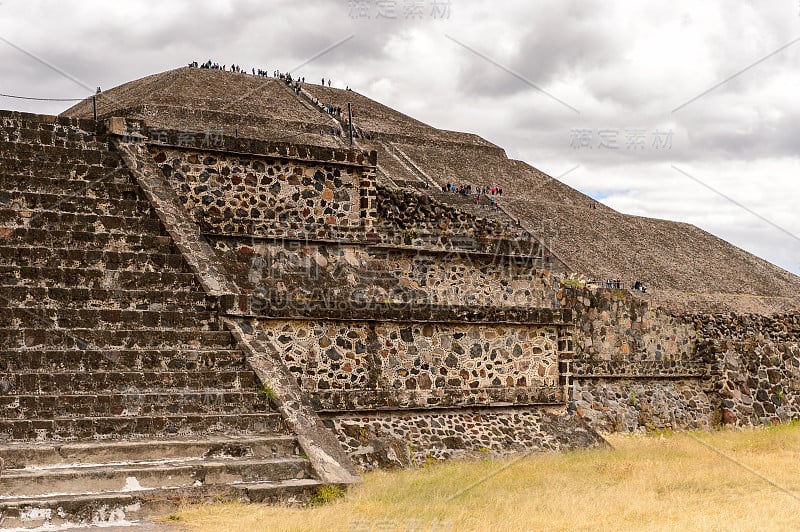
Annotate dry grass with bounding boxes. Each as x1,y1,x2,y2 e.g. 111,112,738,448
162,423,800,531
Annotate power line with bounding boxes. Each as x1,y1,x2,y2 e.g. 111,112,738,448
0,92,88,102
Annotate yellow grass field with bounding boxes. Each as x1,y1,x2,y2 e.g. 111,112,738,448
163,423,800,531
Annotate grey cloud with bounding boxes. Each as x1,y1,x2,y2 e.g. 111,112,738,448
455,0,623,99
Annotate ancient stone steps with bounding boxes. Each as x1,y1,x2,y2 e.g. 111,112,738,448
0,265,197,290
0,209,163,235
0,391,269,417
0,113,343,520
2,286,212,310
0,412,285,441
0,478,324,529
0,308,220,330
0,190,154,216
0,328,234,350
0,156,121,177
0,369,259,394
0,348,246,373
1,227,175,253
0,246,188,272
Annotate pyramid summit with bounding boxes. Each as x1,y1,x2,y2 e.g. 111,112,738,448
0,65,797,526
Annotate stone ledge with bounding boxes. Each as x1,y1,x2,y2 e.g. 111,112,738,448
572,374,708,380
226,296,572,325
309,385,566,412
572,360,708,378
205,227,543,258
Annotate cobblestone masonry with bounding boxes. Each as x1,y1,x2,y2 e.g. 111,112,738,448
254,320,566,411
140,141,800,449
142,141,800,441
694,313,800,425
558,285,714,431
571,379,714,432
325,407,605,470
149,146,375,234
560,286,697,368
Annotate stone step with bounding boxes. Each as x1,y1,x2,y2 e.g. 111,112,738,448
0,208,163,235
2,286,212,311
0,391,269,418
0,142,120,166
0,369,258,394
0,434,301,469
0,348,246,373
0,265,197,290
0,190,154,216
0,412,285,441
0,478,323,529
0,455,312,498
0,328,235,350
0,246,189,272
0,157,121,180
0,434,302,471
0,174,140,199
0,163,130,185
0,308,220,330
1,228,176,253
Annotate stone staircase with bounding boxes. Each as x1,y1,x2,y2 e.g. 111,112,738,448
0,113,323,528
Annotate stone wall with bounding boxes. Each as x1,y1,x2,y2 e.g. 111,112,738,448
133,141,601,466
560,286,697,368
108,128,800,471
694,313,800,425
571,379,714,432
149,145,376,236
557,285,715,431
252,319,568,411
324,407,605,470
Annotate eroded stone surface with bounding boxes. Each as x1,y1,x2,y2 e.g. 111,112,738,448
327,407,606,470
257,320,565,410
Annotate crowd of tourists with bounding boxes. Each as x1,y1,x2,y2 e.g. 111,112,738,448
441,183,508,212
189,60,370,139
442,183,503,196
188,60,345,90
595,279,647,292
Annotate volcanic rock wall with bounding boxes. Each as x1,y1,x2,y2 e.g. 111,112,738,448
695,313,800,425
133,123,800,467
138,125,602,468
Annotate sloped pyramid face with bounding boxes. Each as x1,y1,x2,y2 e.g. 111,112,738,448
63,67,800,310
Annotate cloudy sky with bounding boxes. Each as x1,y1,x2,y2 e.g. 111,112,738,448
1,0,798,275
